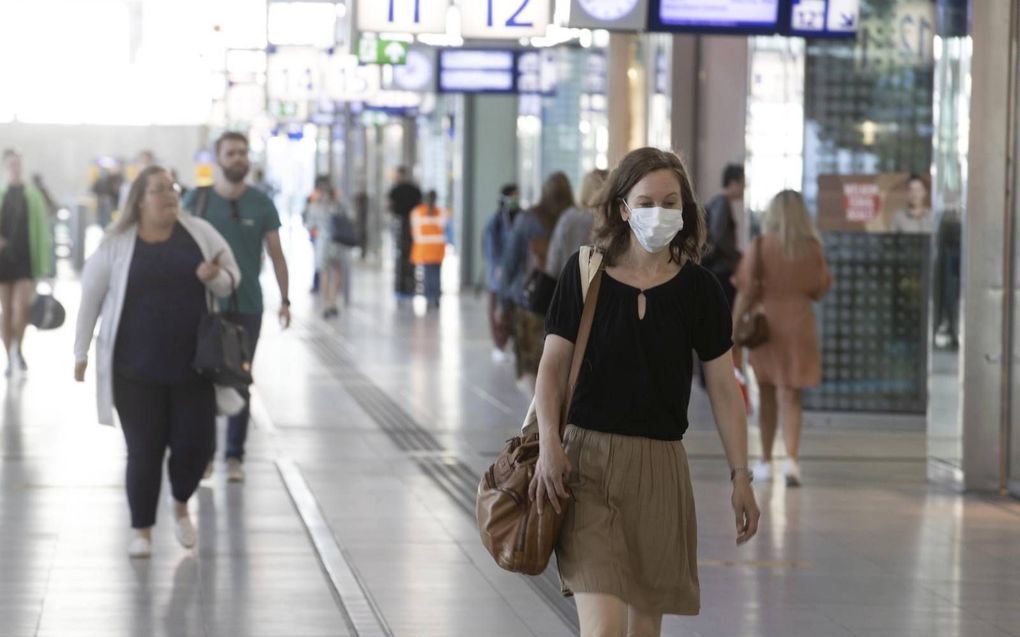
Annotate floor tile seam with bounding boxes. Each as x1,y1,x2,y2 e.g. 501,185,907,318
274,458,390,637
250,386,390,636
306,316,579,633
32,484,73,637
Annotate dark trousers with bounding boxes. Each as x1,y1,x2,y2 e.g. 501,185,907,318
394,216,415,296
113,373,216,529
223,312,263,461
423,264,441,301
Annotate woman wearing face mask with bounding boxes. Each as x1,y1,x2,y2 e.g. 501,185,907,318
533,147,759,636
74,166,240,558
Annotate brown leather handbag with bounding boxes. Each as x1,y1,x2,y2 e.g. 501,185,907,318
734,235,770,349
476,247,604,575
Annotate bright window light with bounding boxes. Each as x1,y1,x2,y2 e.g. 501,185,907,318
268,2,336,47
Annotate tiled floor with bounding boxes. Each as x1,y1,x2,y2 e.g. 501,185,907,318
3,240,1019,636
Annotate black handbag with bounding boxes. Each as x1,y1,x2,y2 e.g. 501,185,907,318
29,284,65,330
521,269,557,315
330,212,360,247
192,272,253,389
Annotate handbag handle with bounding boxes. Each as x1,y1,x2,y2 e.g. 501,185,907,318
559,247,604,436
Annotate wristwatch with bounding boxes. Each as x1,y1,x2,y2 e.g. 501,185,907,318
730,467,753,483
281,298,291,307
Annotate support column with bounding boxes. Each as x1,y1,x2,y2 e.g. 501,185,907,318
670,35,700,174
608,33,635,168
458,94,518,289
961,0,1016,492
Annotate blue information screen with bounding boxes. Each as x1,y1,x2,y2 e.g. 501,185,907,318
437,49,517,94
648,0,782,34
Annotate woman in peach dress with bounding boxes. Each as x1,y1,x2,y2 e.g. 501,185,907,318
733,190,832,487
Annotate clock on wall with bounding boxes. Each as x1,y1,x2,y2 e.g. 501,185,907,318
578,0,641,22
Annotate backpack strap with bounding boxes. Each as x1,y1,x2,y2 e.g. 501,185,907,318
193,186,212,219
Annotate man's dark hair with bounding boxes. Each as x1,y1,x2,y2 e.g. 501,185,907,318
722,164,745,188
501,183,518,197
2,148,18,161
907,173,925,185
215,131,249,155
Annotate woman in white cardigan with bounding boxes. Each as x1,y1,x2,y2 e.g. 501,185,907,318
74,166,240,558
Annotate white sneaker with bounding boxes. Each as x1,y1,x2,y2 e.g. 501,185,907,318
174,515,197,549
127,536,152,559
753,460,773,482
785,459,802,488
227,458,245,483
491,348,508,363
202,461,214,480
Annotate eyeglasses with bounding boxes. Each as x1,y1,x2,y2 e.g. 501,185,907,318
228,199,241,222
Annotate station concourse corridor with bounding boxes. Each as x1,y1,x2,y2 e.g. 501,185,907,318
1,229,1018,637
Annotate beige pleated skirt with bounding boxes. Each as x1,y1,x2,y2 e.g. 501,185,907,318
556,424,700,615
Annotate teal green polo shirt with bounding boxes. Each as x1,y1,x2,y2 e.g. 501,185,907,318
182,186,282,314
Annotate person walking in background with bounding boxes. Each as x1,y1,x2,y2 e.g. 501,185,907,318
410,190,449,310
482,184,521,362
534,148,758,634
890,174,932,233
305,175,352,318
181,131,290,483
74,166,240,558
734,190,832,487
91,159,124,229
0,149,53,376
500,172,574,393
117,150,156,211
703,164,747,308
387,166,422,301
544,169,608,279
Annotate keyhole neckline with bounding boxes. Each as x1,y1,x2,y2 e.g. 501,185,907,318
603,261,689,296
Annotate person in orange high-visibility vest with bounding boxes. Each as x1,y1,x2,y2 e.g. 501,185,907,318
410,190,449,309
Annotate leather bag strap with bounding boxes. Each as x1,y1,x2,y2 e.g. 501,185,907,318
559,247,604,435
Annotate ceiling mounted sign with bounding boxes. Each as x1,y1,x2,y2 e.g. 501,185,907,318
567,0,648,31
460,0,551,39
357,0,449,35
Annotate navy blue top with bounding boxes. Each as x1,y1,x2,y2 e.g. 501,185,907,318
114,222,207,384
545,252,733,441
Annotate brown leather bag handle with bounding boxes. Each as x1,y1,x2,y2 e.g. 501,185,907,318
559,250,605,437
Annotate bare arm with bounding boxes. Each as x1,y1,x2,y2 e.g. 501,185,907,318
528,334,574,514
703,350,760,544
263,230,291,328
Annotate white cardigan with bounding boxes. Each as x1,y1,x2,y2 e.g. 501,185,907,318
74,216,241,425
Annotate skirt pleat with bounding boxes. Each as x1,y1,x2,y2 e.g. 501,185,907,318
556,424,700,615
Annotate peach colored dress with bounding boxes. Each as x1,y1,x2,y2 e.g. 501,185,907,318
734,235,832,388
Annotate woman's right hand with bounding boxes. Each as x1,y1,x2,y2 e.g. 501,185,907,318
74,359,87,382
529,442,572,515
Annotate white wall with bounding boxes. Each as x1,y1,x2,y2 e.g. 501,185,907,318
0,123,209,204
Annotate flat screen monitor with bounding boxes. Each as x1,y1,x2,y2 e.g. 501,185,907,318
437,49,517,94
648,0,782,35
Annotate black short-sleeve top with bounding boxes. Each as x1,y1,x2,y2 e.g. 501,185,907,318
545,251,733,441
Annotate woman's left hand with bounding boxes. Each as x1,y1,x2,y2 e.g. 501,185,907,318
731,477,760,545
196,260,221,283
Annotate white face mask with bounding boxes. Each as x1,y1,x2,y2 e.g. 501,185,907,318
623,201,685,253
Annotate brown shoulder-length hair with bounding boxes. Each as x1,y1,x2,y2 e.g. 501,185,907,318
112,165,171,234
533,171,575,230
593,147,706,266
